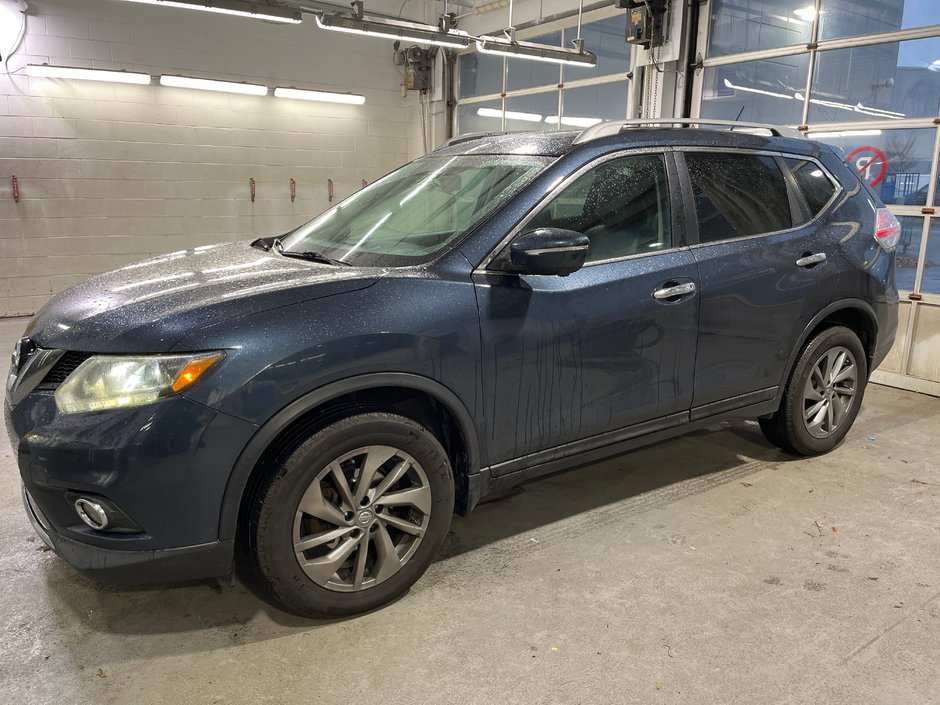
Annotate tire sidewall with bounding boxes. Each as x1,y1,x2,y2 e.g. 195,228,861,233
253,413,454,618
784,326,868,455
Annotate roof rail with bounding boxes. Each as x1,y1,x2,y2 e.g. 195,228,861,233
573,118,804,144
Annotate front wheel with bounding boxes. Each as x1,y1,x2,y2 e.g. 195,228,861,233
759,326,868,456
247,413,454,618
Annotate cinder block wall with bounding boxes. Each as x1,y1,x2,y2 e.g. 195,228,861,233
0,0,426,317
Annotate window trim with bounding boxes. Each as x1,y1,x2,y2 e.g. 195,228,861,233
674,147,844,247
475,147,685,273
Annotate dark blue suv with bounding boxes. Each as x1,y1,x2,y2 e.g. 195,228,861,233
5,121,899,617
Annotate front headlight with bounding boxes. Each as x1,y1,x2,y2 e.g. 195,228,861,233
54,352,224,414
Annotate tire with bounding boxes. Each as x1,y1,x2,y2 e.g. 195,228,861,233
247,412,454,618
759,326,868,456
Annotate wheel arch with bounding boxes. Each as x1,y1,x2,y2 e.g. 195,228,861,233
779,299,878,391
220,373,483,544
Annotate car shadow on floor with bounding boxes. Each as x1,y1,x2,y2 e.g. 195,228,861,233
42,419,795,650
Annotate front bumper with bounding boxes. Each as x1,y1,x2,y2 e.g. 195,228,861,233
7,389,257,583
22,484,233,583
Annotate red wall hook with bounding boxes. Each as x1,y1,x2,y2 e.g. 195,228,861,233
12,175,20,203
362,179,368,189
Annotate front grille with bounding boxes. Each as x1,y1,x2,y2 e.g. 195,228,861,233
36,352,93,390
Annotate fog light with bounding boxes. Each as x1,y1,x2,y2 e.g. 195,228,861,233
74,498,109,530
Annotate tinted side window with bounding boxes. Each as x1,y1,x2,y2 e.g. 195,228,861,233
685,153,792,242
784,157,837,218
526,154,672,263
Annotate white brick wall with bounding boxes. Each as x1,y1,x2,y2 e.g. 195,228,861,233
0,0,428,317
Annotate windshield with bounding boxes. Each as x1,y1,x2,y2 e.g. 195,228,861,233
279,154,548,267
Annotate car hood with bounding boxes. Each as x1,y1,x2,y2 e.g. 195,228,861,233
25,241,383,353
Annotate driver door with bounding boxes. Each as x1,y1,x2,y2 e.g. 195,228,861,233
472,151,700,471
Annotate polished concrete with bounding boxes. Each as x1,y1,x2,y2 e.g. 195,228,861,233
2,316,938,705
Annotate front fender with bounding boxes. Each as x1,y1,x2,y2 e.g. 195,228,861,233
216,372,482,541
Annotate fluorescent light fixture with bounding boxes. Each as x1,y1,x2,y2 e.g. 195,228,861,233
723,78,793,100
476,107,543,123
545,115,603,127
792,5,816,21
315,12,471,48
122,0,302,23
273,86,365,104
476,108,503,121
476,36,596,67
25,64,151,84
807,129,883,139
855,102,904,118
794,92,906,120
160,74,268,95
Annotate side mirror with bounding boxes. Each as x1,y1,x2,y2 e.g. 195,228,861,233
509,228,589,277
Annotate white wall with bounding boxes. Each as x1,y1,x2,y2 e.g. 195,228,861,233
0,0,428,317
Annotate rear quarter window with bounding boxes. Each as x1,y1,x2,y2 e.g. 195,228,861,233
783,157,838,218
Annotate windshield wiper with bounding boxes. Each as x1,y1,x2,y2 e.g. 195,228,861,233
278,248,351,266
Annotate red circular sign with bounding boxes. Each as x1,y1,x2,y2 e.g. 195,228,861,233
845,145,888,187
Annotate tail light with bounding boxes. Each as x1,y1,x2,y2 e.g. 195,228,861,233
875,208,900,252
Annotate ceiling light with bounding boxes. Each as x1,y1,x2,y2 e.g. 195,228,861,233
545,115,603,127
723,78,794,100
121,0,302,23
476,36,596,67
792,6,816,21
806,129,883,139
476,107,542,122
476,107,503,121
25,64,152,84
160,74,267,95
315,12,471,48
274,86,365,104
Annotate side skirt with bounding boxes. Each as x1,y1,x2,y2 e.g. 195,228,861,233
473,390,779,504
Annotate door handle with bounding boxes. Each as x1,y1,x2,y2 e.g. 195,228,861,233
796,252,827,267
653,282,696,300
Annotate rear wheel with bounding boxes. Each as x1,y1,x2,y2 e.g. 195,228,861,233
759,326,867,456
248,413,454,618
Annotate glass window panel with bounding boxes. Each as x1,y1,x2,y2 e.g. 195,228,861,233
457,99,502,135
505,91,559,132
707,0,814,57
783,157,837,216
819,0,938,41
918,218,940,295
685,153,792,241
699,54,808,124
896,215,925,291
563,16,631,82
559,81,628,127
809,37,940,123
808,128,936,205
458,52,503,99
526,154,672,262
281,155,547,267
507,32,562,91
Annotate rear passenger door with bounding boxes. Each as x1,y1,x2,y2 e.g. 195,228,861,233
677,149,840,412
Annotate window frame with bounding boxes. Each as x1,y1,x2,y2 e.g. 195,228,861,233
778,155,840,224
478,148,687,273
674,147,844,247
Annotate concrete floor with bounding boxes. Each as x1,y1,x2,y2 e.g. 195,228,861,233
1,316,939,705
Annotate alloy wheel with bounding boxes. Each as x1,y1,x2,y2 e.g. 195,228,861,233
292,445,432,592
802,346,858,439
